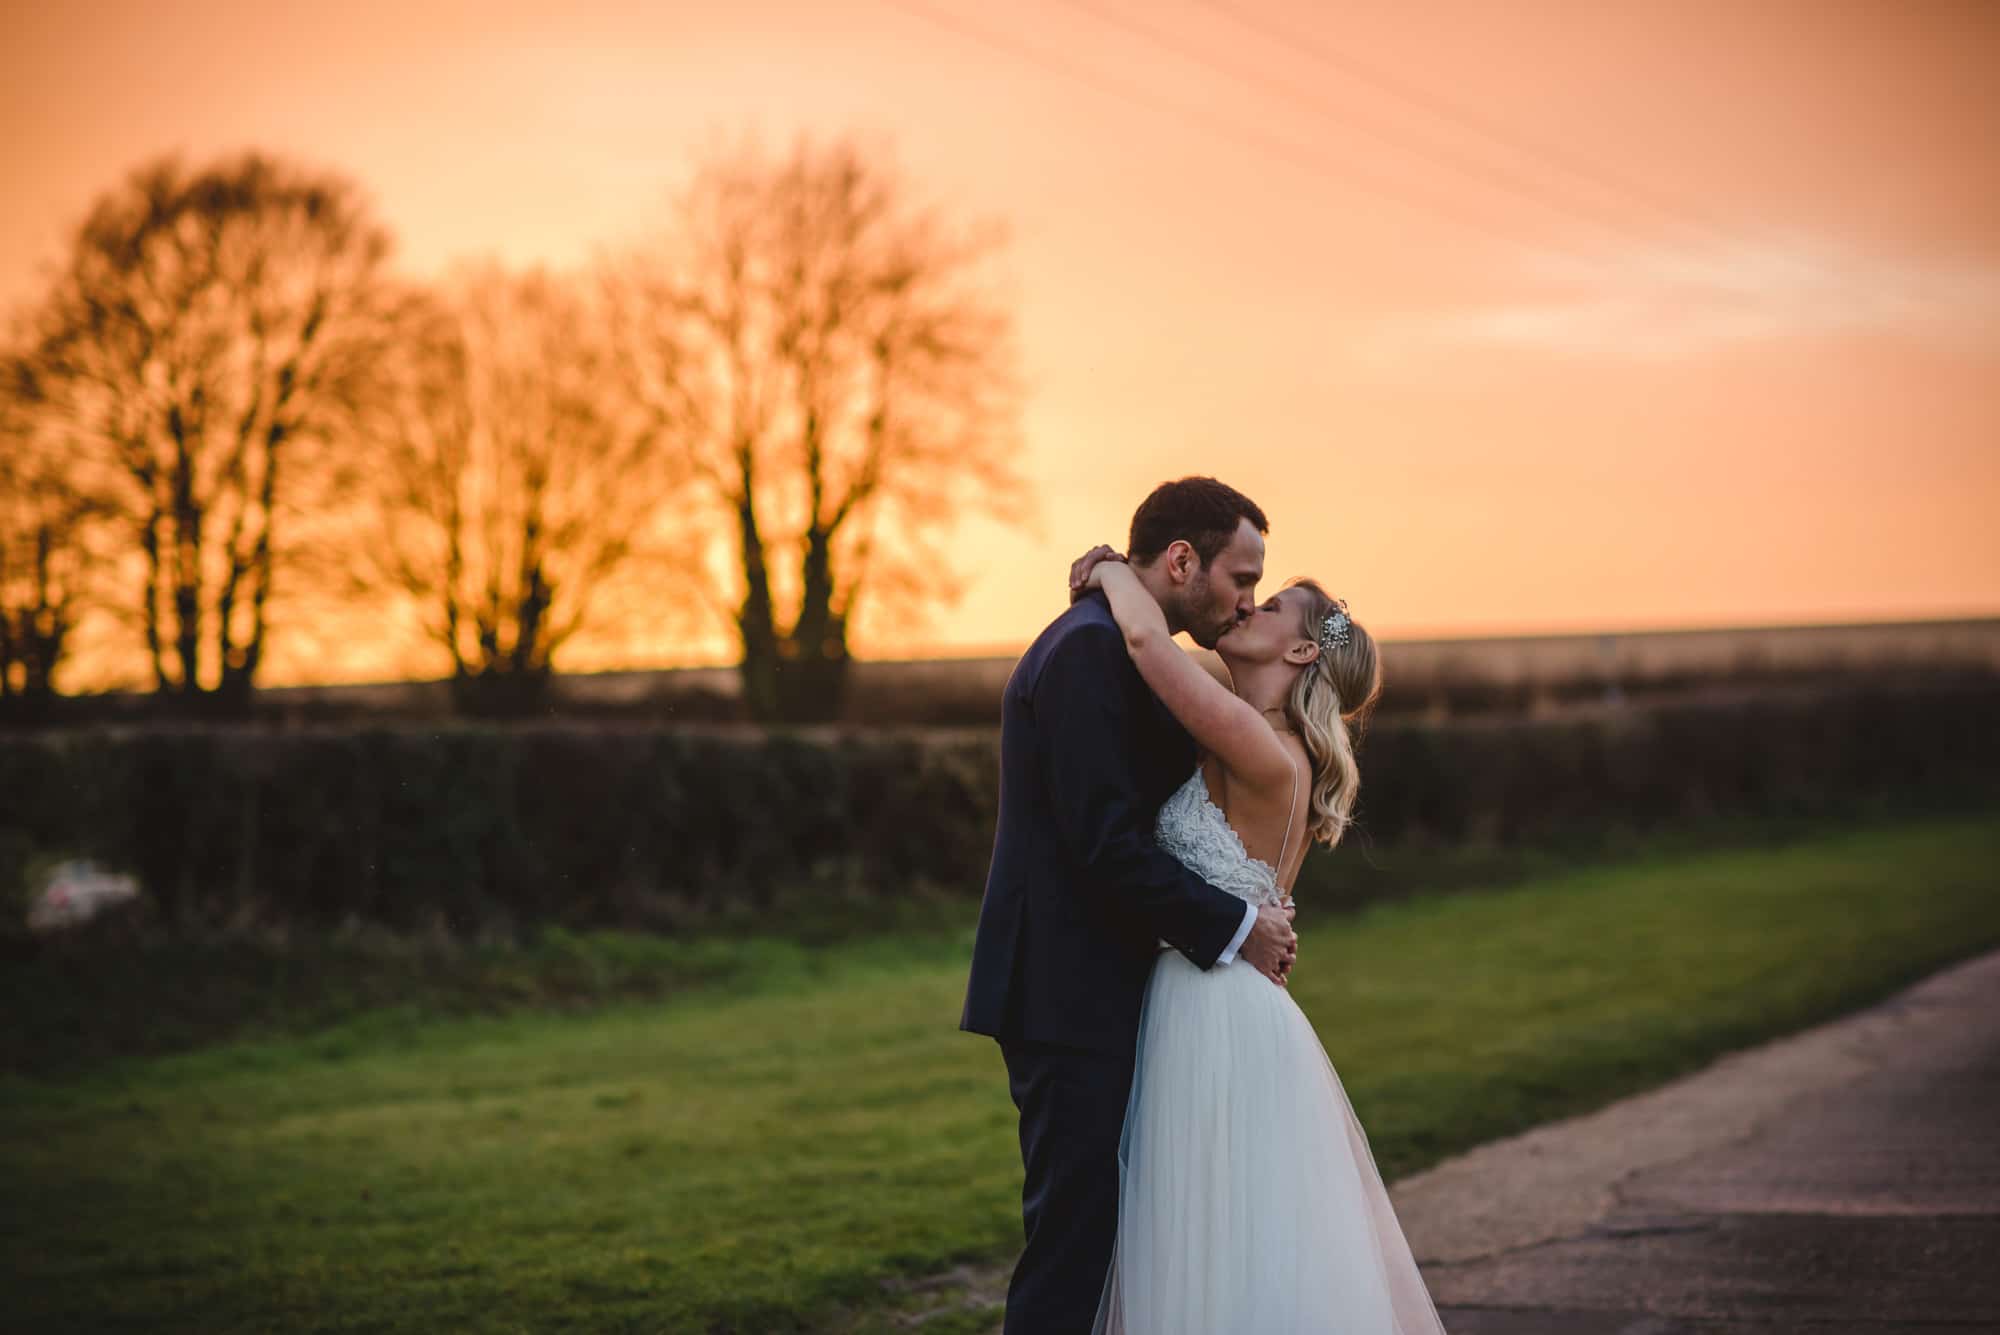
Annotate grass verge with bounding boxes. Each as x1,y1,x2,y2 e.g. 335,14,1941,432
2,809,1995,1333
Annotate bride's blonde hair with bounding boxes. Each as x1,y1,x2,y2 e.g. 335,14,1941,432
1280,578,1383,849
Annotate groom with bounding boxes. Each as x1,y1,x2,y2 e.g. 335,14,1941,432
961,476,1299,1333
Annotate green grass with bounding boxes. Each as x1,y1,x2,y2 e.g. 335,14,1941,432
3,809,1997,1333
0,903,985,1083
1,802,1924,1084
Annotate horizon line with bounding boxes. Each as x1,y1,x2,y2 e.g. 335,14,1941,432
251,608,2000,693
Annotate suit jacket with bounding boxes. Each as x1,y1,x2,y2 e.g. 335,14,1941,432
960,590,1250,1056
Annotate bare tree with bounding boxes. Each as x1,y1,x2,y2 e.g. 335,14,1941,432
24,151,396,714
352,265,686,715
0,347,112,712
607,136,1026,722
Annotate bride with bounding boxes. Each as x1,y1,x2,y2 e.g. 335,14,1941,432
1071,546,1448,1335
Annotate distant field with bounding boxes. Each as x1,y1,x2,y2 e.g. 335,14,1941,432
5,808,1996,1333
239,615,2000,725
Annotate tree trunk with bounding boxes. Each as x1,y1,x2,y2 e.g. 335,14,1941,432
0,609,15,699
772,522,849,723
22,526,64,697
449,663,553,717
734,484,782,722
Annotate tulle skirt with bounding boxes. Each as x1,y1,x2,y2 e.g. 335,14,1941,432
1092,950,1448,1334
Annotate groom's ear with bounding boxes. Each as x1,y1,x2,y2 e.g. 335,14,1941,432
1162,539,1197,584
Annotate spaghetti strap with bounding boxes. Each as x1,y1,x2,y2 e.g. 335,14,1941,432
1274,758,1301,889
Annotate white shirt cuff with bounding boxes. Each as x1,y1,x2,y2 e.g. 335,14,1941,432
1214,899,1259,966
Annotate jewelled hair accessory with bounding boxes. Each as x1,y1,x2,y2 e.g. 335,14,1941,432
1318,599,1352,655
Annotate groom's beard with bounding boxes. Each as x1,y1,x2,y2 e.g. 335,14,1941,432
1177,580,1209,649
1179,580,1238,650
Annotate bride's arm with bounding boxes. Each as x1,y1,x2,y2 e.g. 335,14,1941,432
1087,560,1294,790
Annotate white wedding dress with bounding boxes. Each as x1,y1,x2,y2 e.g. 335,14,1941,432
1092,767,1449,1334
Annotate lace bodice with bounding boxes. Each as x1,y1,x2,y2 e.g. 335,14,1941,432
1155,767,1286,909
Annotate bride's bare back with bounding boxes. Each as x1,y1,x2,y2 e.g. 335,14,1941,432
1199,730,1312,894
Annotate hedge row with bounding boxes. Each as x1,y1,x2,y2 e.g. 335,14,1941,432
2,679,1993,936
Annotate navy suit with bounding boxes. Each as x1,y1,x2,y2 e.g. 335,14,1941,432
961,591,1249,1333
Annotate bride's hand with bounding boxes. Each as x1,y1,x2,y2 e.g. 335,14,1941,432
1068,544,1128,603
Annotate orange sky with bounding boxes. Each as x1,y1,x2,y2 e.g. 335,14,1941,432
4,0,1997,683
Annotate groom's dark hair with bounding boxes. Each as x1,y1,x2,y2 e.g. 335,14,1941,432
1128,476,1270,568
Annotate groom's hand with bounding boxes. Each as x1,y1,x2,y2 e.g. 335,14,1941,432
1239,902,1298,988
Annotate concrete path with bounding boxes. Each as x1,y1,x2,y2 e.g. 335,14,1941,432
1391,949,2000,1333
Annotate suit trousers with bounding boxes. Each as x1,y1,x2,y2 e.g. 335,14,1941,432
999,1037,1137,1335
